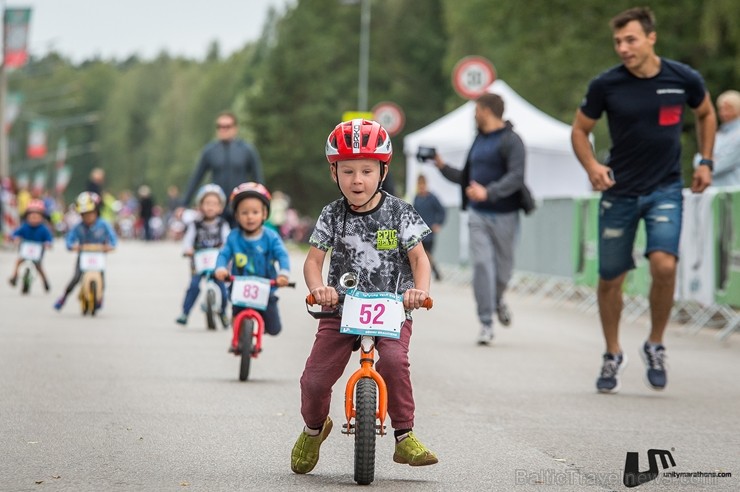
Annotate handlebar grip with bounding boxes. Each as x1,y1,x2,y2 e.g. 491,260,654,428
306,294,317,305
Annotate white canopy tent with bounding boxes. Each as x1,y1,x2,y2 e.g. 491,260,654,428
403,79,591,206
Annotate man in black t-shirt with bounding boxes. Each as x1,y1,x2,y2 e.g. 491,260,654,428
571,7,717,394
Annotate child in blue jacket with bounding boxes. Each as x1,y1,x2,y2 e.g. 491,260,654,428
8,199,54,291
54,192,117,310
214,183,290,343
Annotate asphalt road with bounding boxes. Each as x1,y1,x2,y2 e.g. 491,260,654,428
1,239,738,491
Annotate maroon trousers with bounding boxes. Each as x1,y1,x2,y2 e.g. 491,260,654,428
299,317,415,430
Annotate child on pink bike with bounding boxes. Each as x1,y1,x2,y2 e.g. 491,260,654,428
8,199,53,291
214,183,291,345
291,119,438,475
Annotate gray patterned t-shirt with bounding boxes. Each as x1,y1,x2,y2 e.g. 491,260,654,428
310,192,431,296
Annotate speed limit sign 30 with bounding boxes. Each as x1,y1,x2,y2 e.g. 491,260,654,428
452,56,496,100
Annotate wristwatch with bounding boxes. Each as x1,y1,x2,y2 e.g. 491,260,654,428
699,158,714,171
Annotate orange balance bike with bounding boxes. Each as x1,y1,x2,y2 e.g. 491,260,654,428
305,272,433,485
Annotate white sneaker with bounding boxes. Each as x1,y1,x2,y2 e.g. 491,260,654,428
477,325,494,345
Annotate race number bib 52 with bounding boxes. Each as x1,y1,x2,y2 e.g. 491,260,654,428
340,291,405,339
79,252,106,272
19,241,43,261
231,275,271,310
193,248,219,274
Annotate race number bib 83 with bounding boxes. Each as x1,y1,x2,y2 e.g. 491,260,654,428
79,252,106,272
231,275,271,310
341,291,405,339
193,248,219,274
19,241,43,261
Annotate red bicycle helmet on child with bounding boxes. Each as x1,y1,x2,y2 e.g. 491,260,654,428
229,182,272,214
25,199,47,215
325,119,393,165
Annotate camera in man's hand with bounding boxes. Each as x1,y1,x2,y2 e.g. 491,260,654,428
416,146,437,163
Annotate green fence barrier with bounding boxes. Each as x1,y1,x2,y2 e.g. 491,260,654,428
572,195,600,288
714,190,740,308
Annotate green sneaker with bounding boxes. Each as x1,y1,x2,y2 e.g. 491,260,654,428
291,417,333,474
393,432,438,466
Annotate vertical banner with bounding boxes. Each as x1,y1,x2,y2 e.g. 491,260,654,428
32,169,46,195
26,119,49,159
3,8,33,69
676,188,717,305
3,92,23,133
54,136,70,192
55,165,71,193
16,172,29,189
55,136,67,167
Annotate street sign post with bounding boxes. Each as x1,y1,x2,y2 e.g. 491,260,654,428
372,102,405,136
452,55,496,100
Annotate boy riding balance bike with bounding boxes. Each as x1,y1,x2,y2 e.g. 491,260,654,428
213,182,292,379
291,119,438,483
54,192,117,312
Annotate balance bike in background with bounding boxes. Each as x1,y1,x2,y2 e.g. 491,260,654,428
229,275,295,381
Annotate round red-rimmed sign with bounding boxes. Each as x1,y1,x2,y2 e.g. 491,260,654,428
452,56,496,100
372,101,405,136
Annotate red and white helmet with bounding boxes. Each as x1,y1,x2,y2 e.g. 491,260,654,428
229,182,272,214
325,119,393,165
25,199,47,216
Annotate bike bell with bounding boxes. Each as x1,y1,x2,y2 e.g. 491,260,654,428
339,272,358,289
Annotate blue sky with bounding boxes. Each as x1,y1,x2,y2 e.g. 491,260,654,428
5,0,292,62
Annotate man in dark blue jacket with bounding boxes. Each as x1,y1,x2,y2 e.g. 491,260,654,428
435,92,526,345
180,111,264,226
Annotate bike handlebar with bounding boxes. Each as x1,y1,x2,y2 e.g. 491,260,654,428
225,275,295,288
305,293,433,309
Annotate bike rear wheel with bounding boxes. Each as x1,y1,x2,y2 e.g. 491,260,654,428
205,289,216,330
354,377,377,485
89,280,98,316
21,267,32,294
238,319,254,381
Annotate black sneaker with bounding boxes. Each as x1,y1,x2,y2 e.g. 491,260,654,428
8,276,17,287
641,342,667,390
596,352,627,394
497,302,511,327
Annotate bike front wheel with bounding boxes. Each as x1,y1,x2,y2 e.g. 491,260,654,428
354,377,377,485
21,266,32,294
205,289,217,330
89,280,98,316
238,319,254,381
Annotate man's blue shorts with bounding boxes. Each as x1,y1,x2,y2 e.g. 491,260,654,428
598,181,683,281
